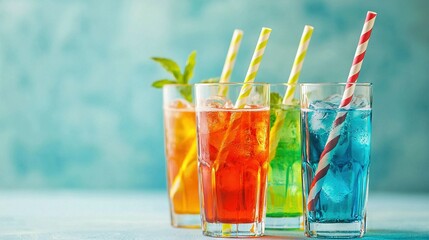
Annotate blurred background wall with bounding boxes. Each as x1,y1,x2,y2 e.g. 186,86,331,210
0,0,428,192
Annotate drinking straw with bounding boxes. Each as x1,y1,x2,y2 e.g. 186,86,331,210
307,11,377,211
218,29,244,96
170,29,243,198
170,30,244,198
234,27,272,108
218,29,270,230
283,25,314,104
213,27,272,168
170,30,244,199
169,141,197,199
269,25,314,161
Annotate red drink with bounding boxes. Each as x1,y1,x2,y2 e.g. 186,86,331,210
197,108,270,224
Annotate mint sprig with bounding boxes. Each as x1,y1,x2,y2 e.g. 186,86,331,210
151,57,182,81
270,92,283,107
151,50,218,103
182,51,196,84
152,79,177,88
151,51,197,102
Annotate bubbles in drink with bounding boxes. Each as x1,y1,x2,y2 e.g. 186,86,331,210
350,109,371,164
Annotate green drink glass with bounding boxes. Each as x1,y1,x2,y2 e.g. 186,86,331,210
266,83,303,229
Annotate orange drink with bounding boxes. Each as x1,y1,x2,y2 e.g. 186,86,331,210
163,84,199,228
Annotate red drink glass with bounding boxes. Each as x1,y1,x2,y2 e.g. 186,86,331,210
195,83,270,237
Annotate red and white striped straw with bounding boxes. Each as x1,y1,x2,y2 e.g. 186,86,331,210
307,11,377,211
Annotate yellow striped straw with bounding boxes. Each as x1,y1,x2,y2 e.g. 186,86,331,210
218,29,244,96
220,30,243,83
169,140,197,199
234,27,272,108
269,25,314,161
283,25,314,104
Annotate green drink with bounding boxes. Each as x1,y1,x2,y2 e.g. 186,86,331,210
266,85,303,229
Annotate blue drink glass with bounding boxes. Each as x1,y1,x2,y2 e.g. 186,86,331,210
300,83,372,238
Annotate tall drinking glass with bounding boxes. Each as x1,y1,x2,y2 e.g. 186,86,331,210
163,84,200,228
266,83,303,229
300,83,372,238
195,83,270,237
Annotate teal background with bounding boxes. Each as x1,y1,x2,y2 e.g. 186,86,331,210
0,0,428,192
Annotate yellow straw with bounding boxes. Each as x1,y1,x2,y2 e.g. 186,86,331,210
218,29,244,96
269,25,314,161
284,25,314,104
169,30,244,201
213,27,272,169
170,30,244,200
234,27,272,108
220,29,244,83
169,140,197,199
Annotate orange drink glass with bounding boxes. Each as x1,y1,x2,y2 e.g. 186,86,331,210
195,83,270,237
163,84,200,228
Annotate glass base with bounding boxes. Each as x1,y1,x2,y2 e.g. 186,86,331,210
305,221,365,238
202,221,264,237
265,215,303,230
171,212,200,229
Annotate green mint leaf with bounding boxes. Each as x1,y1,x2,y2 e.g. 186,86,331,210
200,77,220,83
151,79,177,88
270,92,283,107
151,57,182,81
182,51,196,84
179,86,193,103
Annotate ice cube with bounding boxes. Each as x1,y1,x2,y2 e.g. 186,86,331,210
309,99,338,110
244,104,264,109
255,122,268,152
325,94,342,106
351,95,370,109
321,169,352,203
217,162,242,192
169,99,193,109
204,96,233,109
309,110,332,134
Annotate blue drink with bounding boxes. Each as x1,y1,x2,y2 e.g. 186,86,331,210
301,83,372,238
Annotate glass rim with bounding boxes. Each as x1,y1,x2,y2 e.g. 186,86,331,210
195,82,269,87
162,83,193,88
300,82,372,87
269,83,298,87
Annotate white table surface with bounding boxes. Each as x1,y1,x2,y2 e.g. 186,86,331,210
0,191,428,239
